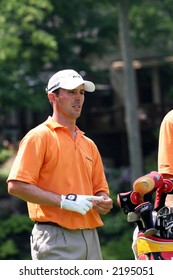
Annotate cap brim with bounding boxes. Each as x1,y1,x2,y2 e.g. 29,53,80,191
60,79,95,92
83,80,95,92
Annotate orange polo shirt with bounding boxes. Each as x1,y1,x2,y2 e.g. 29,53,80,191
158,109,173,176
7,117,109,229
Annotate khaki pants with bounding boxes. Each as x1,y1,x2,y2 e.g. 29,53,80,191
30,223,102,260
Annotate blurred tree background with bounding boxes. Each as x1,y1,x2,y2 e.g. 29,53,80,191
1,0,173,259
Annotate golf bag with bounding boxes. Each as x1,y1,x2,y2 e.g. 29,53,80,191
117,171,173,260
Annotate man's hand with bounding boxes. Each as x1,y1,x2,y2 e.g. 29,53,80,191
60,194,103,215
93,195,113,215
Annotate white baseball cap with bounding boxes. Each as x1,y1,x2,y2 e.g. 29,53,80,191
46,69,95,93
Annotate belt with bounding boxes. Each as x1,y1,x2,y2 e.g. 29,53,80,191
35,221,91,231
35,221,63,228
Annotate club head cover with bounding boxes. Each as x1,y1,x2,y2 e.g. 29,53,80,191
149,171,164,189
133,171,163,203
133,176,154,202
154,179,173,211
145,171,164,202
134,201,157,236
117,191,140,214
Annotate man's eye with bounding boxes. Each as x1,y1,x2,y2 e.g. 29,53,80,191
67,90,85,95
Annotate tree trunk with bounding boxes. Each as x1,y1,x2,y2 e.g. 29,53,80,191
117,0,143,182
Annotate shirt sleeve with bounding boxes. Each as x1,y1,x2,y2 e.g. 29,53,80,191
7,131,46,185
158,117,173,175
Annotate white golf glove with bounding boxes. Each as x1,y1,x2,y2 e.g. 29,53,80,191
60,193,102,215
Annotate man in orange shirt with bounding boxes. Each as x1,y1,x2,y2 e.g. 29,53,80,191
158,109,173,206
7,69,113,260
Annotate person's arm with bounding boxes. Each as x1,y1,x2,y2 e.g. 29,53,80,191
158,115,173,207
93,191,113,215
8,180,61,206
8,180,100,215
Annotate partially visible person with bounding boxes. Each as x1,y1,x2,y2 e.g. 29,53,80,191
131,109,173,259
7,69,113,260
132,109,173,259
158,109,173,206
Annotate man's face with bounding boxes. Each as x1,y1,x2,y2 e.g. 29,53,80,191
55,84,85,120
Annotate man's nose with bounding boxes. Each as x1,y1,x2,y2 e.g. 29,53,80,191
74,91,82,98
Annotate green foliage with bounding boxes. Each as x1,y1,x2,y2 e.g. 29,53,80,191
48,0,118,73
0,147,15,196
129,0,173,52
0,239,19,259
1,0,173,116
0,214,33,260
101,230,134,260
0,148,33,260
0,0,56,62
0,168,10,197
144,151,158,173
0,148,14,164
99,202,135,260
0,0,58,113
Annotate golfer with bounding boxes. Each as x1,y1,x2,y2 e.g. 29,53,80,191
7,69,113,260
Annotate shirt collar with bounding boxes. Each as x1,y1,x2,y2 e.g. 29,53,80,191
44,116,63,130
44,116,85,135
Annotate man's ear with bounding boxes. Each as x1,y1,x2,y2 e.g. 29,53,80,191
47,93,56,103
